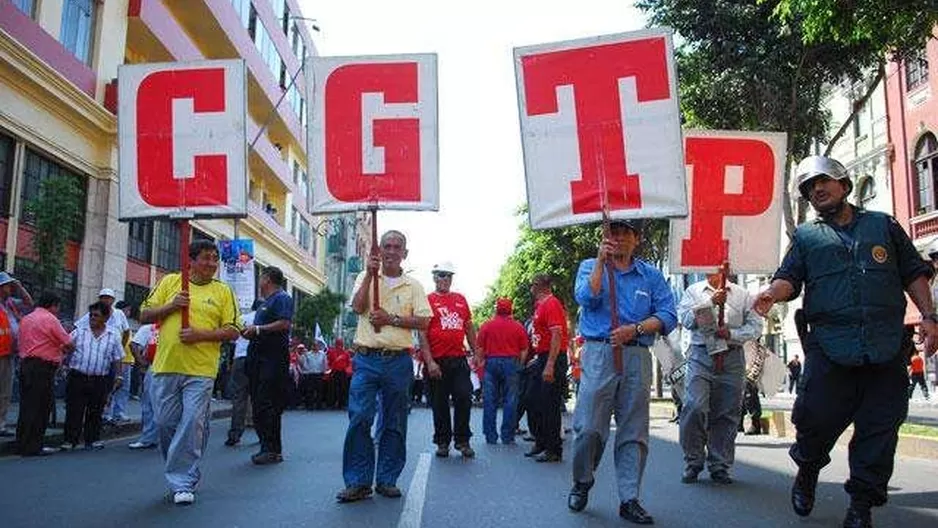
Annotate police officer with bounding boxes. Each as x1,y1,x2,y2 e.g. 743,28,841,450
567,219,677,525
754,155,938,528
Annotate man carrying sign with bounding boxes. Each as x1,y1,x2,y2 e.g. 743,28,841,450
677,274,762,485
337,230,432,503
568,219,676,525
754,155,938,528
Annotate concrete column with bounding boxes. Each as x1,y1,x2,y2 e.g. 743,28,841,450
76,171,127,311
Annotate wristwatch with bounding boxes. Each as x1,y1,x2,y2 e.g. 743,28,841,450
392,314,402,327
635,322,646,336
923,313,938,324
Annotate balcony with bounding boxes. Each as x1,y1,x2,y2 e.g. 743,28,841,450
910,210,938,240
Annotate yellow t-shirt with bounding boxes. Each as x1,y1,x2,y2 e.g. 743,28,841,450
142,274,241,378
352,272,431,350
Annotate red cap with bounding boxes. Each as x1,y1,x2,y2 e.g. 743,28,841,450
495,298,513,315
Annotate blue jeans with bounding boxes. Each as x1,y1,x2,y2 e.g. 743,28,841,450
151,374,214,493
483,357,520,444
136,369,158,445
342,353,411,488
106,363,133,420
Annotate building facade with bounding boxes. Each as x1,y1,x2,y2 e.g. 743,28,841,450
0,0,361,323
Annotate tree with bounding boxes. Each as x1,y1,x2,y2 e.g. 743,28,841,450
473,209,670,328
636,1,938,233
294,288,345,343
24,174,83,291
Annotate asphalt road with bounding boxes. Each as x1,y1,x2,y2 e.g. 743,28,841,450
1,408,936,527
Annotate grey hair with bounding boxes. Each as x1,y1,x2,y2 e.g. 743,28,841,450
380,230,407,249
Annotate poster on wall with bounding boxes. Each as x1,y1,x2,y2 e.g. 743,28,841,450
217,239,255,311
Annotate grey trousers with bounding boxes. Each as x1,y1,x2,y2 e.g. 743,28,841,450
679,344,745,474
572,342,652,503
0,355,13,429
228,357,251,439
152,374,214,493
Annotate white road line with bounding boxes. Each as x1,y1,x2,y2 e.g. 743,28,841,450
397,452,432,528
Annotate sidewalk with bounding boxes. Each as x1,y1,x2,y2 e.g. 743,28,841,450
0,395,233,456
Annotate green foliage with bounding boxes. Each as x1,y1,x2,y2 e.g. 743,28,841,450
473,210,670,328
294,288,345,342
24,175,83,290
774,0,938,61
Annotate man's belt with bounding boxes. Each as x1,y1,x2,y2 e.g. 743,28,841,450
355,346,409,357
583,337,643,347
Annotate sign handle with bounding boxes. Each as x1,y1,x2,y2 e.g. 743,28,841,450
180,219,191,329
714,261,729,373
370,208,381,333
602,207,624,375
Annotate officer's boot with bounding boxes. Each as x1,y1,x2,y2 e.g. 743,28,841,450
842,497,873,528
745,417,762,435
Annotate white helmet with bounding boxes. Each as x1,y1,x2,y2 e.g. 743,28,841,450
796,155,852,200
432,261,456,275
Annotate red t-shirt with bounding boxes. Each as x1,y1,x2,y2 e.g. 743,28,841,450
532,294,568,354
329,348,351,373
427,291,472,359
477,315,528,358
910,355,925,374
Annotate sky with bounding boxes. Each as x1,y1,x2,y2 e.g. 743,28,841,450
301,0,647,305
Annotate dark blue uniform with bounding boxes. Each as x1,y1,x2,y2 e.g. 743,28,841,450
246,289,293,456
774,208,930,507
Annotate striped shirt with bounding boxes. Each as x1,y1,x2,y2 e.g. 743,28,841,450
68,326,123,376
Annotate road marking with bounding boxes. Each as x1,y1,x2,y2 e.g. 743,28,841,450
397,452,432,528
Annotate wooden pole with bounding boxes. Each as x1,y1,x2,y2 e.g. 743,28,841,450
714,261,729,373
370,208,381,332
180,219,191,329
602,208,624,374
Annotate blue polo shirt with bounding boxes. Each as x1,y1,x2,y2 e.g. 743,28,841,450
574,257,677,346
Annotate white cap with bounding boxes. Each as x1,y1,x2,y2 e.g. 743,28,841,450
98,288,116,298
432,261,456,275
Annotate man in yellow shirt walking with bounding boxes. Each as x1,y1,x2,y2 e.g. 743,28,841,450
141,240,241,506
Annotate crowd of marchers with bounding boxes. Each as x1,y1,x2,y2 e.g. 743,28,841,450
1,155,937,528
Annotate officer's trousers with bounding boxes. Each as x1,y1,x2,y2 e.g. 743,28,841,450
572,342,651,503
790,344,908,507
679,344,745,474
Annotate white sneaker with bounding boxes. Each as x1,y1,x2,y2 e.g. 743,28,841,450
59,442,75,451
173,491,195,505
128,441,156,450
90,441,105,450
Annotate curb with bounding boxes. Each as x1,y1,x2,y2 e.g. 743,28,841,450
0,407,232,458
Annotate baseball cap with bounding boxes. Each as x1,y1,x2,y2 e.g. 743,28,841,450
98,288,116,299
495,297,513,315
0,272,16,287
608,219,643,234
432,261,456,275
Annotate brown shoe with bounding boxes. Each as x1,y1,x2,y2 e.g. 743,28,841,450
456,444,475,458
375,484,402,498
336,486,373,503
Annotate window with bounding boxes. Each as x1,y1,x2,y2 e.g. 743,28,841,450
293,287,310,313
249,5,285,86
124,283,151,316
906,49,930,91
127,220,153,263
230,0,251,29
299,217,311,250
857,177,875,209
193,228,214,244
292,161,309,209
290,207,300,237
14,257,78,323
60,0,96,65
279,0,290,35
21,148,87,242
12,0,35,18
154,220,181,271
290,22,306,61
914,133,938,215
0,133,14,217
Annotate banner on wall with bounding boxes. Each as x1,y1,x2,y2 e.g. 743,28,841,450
217,239,255,311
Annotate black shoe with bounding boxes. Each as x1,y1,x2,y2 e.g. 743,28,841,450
534,451,561,463
619,499,654,525
523,435,536,442
375,484,402,498
336,486,373,503
681,467,700,484
456,444,475,458
710,470,733,485
791,468,819,517
435,444,449,458
251,451,283,465
224,437,239,447
524,446,545,458
842,501,873,528
568,482,591,512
